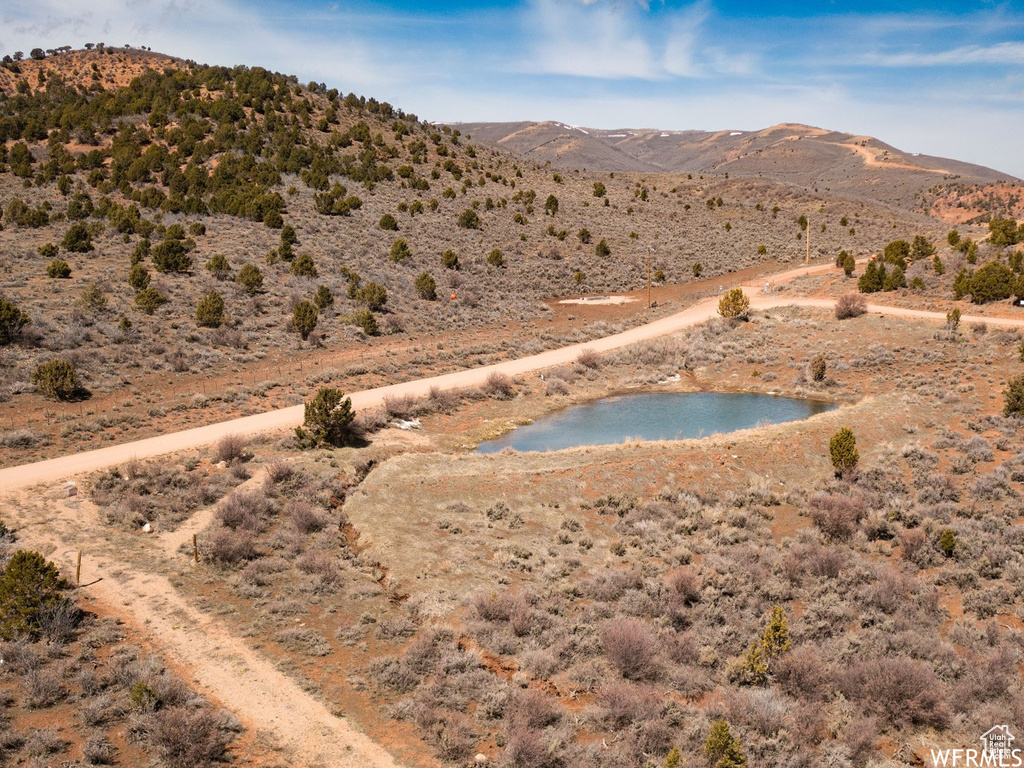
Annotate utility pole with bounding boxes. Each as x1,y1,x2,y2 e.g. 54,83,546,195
805,217,811,265
647,245,653,308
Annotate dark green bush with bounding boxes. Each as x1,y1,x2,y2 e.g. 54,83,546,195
357,282,388,310
46,259,71,278
294,388,357,448
134,287,168,314
858,260,885,293
292,300,318,340
290,253,318,278
195,290,225,328
441,249,460,270
351,308,378,335
414,272,437,300
1004,374,1024,417
61,222,93,252
31,358,81,400
829,427,859,476
152,239,193,273
236,263,263,295
967,260,1016,304
881,240,909,269
205,253,231,280
0,298,30,345
313,285,334,309
389,239,412,262
0,550,71,640
457,209,481,229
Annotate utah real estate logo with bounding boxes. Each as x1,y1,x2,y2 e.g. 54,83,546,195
932,726,1021,766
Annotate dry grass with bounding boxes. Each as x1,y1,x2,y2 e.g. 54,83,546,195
0,596,237,767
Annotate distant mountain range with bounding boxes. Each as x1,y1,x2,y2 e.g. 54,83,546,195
451,121,1017,210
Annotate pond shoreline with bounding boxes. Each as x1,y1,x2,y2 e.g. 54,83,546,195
476,391,839,454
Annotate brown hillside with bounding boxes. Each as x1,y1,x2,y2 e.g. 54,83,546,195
0,47,182,96
455,120,1019,214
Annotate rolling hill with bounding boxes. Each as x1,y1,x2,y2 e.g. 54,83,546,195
454,120,1019,212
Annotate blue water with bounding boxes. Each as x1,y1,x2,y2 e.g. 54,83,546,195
477,392,836,453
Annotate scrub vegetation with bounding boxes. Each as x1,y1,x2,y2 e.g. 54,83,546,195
2,45,1024,768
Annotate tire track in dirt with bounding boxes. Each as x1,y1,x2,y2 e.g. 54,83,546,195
81,561,397,768
2,487,404,768
156,467,270,559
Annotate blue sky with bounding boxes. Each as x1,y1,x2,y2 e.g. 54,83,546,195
3,0,1023,177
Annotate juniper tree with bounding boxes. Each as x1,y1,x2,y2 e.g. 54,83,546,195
441,249,460,270
195,290,225,328
858,261,885,293
0,550,71,639
414,272,437,300
292,300,318,341
829,427,859,476
1004,374,1024,417
236,263,263,295
883,265,906,291
290,253,318,278
134,287,167,314
32,358,81,400
937,528,958,558
206,253,231,280
389,239,412,262
704,720,746,768
294,388,356,448
0,298,30,345
718,288,750,320
357,282,388,311
61,222,93,252
313,285,334,309
809,355,827,382
47,259,71,278
456,209,480,229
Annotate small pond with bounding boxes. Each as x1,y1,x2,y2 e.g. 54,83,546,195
476,392,836,454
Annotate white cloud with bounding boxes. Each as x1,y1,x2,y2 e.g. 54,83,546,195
863,41,1024,67
662,2,707,77
662,1,758,79
573,0,651,8
522,0,659,79
521,0,759,81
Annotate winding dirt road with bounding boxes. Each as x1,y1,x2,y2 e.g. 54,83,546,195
3,260,985,493
2,260,1019,767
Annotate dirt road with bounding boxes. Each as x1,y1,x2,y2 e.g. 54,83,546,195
1,260,1016,768
1,262,1012,494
